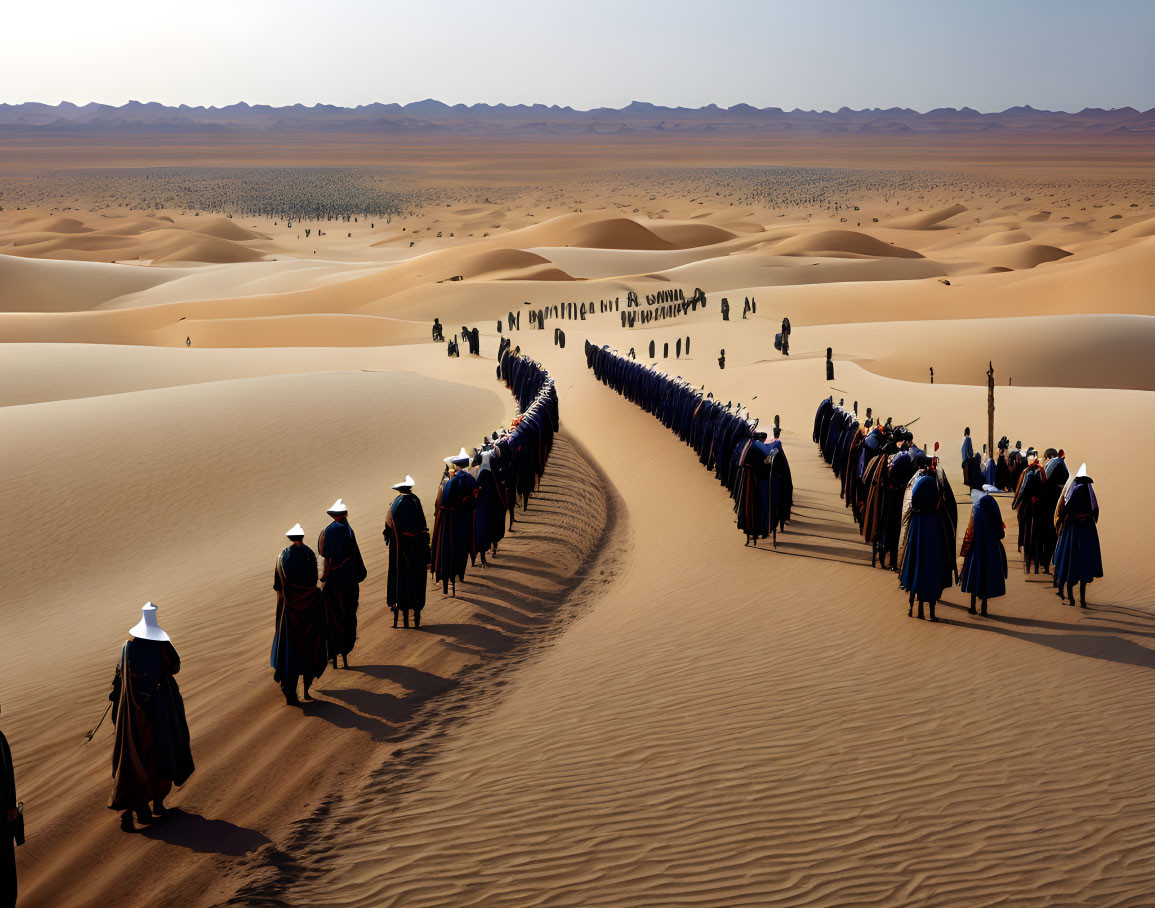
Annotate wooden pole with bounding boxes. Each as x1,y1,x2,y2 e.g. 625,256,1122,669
987,361,995,459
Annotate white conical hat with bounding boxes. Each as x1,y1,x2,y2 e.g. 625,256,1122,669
444,447,470,465
1076,462,1088,478
129,602,170,642
982,484,1000,494
326,498,348,514
285,523,305,537
392,474,416,490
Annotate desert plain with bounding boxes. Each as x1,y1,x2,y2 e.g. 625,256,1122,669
2,115,1155,906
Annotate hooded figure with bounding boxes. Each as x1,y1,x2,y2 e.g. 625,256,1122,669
1,706,19,907
318,499,367,669
272,524,328,705
1012,453,1048,573
959,486,1008,615
470,448,507,564
1052,463,1103,607
108,603,194,832
1040,450,1069,573
384,477,431,629
734,433,774,546
994,437,1012,491
898,464,955,621
431,450,477,596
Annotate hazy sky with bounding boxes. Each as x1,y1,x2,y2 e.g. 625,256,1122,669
4,0,1153,112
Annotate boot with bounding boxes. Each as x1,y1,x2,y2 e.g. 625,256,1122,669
120,811,135,833
134,805,154,825
1079,581,1088,609
152,798,169,819
969,594,977,615
391,610,398,628
916,598,925,620
413,611,421,630
402,611,410,628
928,600,938,622
341,653,349,669
980,598,988,617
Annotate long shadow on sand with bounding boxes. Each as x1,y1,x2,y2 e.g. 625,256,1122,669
420,622,515,654
353,663,456,693
937,604,1155,670
763,537,874,567
300,696,396,742
138,809,270,856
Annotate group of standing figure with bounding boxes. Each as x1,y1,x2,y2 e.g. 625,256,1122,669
51,352,562,844
814,396,1103,620
586,342,793,547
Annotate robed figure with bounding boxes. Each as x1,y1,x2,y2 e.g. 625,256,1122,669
1053,464,1103,608
1039,454,1069,572
470,449,506,563
272,527,328,705
318,500,367,669
898,466,955,621
108,603,194,831
384,479,431,628
1,724,17,907
431,450,477,595
735,435,773,546
959,488,1008,615
1012,458,1048,573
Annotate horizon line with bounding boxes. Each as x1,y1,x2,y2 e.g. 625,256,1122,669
2,99,1150,116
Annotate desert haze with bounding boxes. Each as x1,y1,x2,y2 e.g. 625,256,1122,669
1,95,1154,907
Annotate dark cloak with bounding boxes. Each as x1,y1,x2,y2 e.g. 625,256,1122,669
271,544,328,685
470,465,506,555
108,639,194,810
1053,477,1103,585
431,470,477,586
1039,458,1070,561
959,493,1008,599
318,519,367,659
898,473,954,601
384,492,431,612
1,730,15,908
1012,464,1046,560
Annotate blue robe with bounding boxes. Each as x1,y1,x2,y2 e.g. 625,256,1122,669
431,470,477,586
385,493,430,612
899,473,954,601
318,519,366,658
959,493,1008,599
1053,478,1103,585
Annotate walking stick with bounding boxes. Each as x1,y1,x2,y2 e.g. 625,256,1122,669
85,702,112,743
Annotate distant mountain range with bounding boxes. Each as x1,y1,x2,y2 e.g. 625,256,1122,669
1,100,1152,134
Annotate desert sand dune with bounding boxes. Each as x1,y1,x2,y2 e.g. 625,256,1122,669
267,346,1155,908
186,217,269,241
0,254,175,312
963,241,1072,270
885,201,969,229
2,149,1155,906
770,228,924,258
